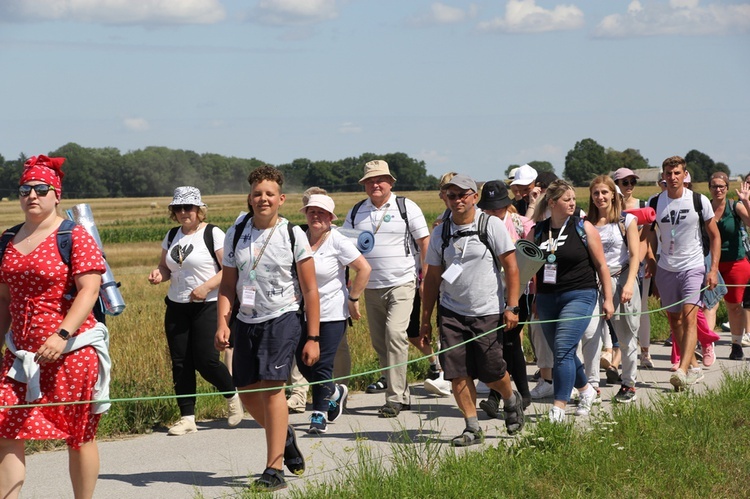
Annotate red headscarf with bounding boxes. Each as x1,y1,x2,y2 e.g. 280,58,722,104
20,155,65,199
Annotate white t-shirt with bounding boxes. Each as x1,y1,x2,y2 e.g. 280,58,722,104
163,224,224,303
425,211,515,317
596,213,637,271
343,193,430,289
653,189,714,272
223,217,313,323
310,228,362,322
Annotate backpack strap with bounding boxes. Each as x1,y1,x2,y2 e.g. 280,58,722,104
232,213,253,255
573,216,588,248
56,219,77,266
648,193,660,230
618,212,628,247
348,200,366,227
396,196,418,256
166,226,180,248
439,212,499,271
203,224,221,269
693,191,709,256
0,223,25,264
476,212,500,272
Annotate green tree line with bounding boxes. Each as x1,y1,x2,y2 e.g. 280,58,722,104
0,143,439,199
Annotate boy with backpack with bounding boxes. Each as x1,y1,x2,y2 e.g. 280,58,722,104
214,165,320,491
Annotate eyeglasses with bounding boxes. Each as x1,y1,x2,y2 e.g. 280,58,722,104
19,184,55,197
171,204,197,212
709,184,728,190
445,190,474,201
618,179,637,187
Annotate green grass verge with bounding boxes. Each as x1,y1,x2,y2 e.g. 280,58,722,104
275,370,750,499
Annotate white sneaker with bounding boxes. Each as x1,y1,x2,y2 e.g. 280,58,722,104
742,332,750,347
167,417,197,436
687,367,705,385
548,406,566,423
530,378,554,399
475,380,491,394
575,387,596,417
424,372,452,397
640,351,654,369
227,394,244,427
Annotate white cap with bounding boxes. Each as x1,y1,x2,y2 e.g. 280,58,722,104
510,164,538,186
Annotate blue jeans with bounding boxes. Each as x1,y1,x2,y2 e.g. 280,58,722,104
296,320,347,413
536,288,598,402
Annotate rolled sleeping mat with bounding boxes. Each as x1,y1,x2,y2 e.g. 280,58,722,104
624,207,656,225
67,204,126,316
337,227,375,254
515,239,546,296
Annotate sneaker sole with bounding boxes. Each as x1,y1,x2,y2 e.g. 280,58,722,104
424,381,451,397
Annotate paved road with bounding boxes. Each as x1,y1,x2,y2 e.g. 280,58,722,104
21,337,750,498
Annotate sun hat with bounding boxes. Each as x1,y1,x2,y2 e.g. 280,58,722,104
359,160,397,184
613,168,639,181
506,167,519,183
510,164,538,186
441,174,477,193
300,194,338,220
477,180,512,210
169,186,206,207
439,171,458,188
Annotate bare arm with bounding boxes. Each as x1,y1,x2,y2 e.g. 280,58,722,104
148,248,171,284
0,283,11,335
297,257,321,366
704,217,720,290
498,250,520,331
418,264,442,350
621,220,640,303
215,266,237,351
346,254,371,321
584,221,613,319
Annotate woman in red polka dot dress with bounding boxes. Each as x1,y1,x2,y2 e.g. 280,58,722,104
0,155,108,499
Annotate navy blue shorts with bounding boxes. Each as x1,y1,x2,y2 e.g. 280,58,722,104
232,311,302,387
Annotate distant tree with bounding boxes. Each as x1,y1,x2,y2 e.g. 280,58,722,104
605,148,650,172
528,161,555,174
715,162,731,176
564,138,608,186
685,149,715,183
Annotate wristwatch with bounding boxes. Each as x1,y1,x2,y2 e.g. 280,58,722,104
57,328,71,340
306,336,321,342
504,306,520,315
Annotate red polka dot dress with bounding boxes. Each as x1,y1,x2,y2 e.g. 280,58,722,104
0,225,105,449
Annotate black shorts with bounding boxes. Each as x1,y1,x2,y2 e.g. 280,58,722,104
438,306,506,383
232,311,302,387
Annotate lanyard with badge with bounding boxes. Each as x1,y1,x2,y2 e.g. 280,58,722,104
543,217,569,284
371,203,391,234
242,220,279,308
442,221,474,284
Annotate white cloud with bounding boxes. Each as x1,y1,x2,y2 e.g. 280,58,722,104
477,0,584,34
1,0,225,25
595,0,750,37
337,122,361,134
416,2,478,25
123,118,150,131
253,0,339,26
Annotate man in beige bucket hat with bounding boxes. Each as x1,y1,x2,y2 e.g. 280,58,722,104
344,159,430,417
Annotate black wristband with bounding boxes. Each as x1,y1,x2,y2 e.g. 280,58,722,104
348,296,359,302
307,336,321,342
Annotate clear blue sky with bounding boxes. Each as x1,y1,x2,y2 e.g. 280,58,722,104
2,0,749,181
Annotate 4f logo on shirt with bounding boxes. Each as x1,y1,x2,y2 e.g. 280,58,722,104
539,234,569,251
660,209,690,225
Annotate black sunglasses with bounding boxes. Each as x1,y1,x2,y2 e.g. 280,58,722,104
445,190,474,201
19,184,55,197
171,204,197,212
618,179,637,187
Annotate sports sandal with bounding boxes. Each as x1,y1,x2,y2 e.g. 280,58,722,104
504,390,525,436
451,428,485,447
253,467,287,492
378,402,410,418
283,425,305,476
366,376,388,394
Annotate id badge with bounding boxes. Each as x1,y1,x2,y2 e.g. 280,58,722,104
543,263,558,284
668,239,675,255
442,261,463,284
242,285,257,307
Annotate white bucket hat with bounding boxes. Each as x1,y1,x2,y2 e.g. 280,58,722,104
300,194,338,220
169,186,206,207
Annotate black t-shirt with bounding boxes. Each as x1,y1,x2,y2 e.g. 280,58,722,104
535,217,598,294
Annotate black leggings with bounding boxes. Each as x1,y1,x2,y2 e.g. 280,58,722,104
165,298,235,416
490,294,532,401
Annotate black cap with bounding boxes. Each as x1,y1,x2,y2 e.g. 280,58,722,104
477,180,512,210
